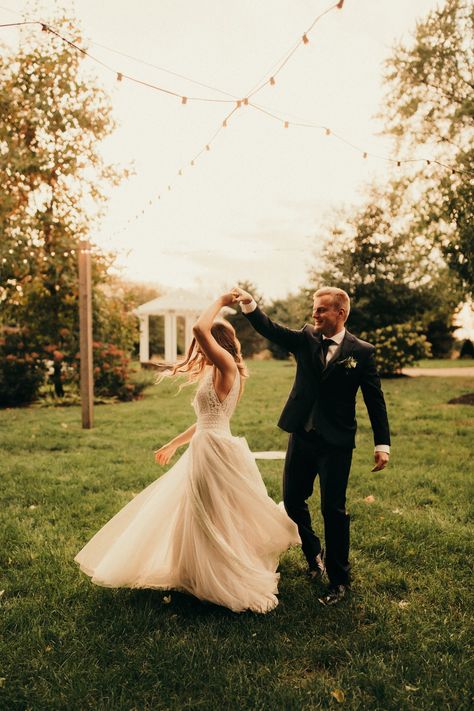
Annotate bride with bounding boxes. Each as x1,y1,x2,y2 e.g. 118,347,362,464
74,292,300,613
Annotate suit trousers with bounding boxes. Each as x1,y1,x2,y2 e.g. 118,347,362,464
283,429,353,586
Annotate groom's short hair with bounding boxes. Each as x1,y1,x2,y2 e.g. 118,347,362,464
314,287,350,321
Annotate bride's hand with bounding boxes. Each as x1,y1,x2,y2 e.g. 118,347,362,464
154,443,177,465
219,291,239,306
231,286,253,305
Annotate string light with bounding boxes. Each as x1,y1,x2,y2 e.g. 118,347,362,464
248,101,470,176
2,1,469,250
0,21,236,106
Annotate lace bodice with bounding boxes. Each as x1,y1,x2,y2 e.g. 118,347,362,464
192,369,240,434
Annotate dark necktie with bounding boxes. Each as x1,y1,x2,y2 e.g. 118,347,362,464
321,338,336,365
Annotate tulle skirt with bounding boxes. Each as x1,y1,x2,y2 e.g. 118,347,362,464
74,429,300,613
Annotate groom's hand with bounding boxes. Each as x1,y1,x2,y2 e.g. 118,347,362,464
371,451,389,472
231,286,253,305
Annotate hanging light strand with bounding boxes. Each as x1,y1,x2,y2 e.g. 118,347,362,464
0,20,236,105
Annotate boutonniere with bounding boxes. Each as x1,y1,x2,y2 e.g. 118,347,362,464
338,356,358,370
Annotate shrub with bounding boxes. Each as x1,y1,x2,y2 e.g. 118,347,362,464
74,342,152,401
0,327,46,406
360,323,431,376
459,339,474,359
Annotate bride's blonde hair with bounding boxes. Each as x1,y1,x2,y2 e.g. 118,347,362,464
155,319,248,396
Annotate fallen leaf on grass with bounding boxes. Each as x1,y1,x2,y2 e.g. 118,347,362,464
162,595,172,604
398,601,410,609
45,645,53,652
330,689,345,703
405,685,419,692
0,678,6,688
392,508,403,515
28,505,37,510
61,422,68,429
363,495,375,504
0,590,4,598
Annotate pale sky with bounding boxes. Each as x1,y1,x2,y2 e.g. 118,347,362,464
2,0,442,300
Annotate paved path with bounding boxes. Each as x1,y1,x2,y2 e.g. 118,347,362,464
253,451,286,460
402,367,474,377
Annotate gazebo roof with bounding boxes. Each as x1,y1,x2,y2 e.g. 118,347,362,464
134,289,231,316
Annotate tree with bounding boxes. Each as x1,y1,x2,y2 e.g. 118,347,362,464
310,183,462,358
382,0,474,296
0,13,128,395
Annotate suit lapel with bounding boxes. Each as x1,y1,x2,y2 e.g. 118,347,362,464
321,331,356,381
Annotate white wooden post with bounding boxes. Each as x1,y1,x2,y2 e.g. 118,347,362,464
139,314,149,363
164,312,177,362
78,240,93,429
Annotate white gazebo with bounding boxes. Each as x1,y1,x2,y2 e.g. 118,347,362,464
134,290,234,364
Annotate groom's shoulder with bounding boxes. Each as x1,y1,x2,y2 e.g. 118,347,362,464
347,331,375,352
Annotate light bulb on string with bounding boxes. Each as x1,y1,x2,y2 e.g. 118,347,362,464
363,152,368,159
284,121,289,128
181,96,188,105
205,145,210,151
269,77,276,86
302,34,309,44
116,72,123,82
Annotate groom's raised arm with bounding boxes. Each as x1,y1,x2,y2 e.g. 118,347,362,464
233,288,304,354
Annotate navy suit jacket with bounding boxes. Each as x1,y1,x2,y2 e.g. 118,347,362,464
245,306,390,449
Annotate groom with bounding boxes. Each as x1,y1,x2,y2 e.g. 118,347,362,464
232,286,390,605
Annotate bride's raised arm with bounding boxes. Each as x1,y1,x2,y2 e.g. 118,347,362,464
192,294,238,375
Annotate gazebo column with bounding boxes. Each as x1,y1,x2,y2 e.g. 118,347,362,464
164,312,177,363
139,314,149,363
184,314,195,352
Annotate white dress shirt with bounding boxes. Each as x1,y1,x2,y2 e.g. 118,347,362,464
239,298,390,455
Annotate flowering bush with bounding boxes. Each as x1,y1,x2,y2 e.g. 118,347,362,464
74,341,150,401
0,327,47,406
360,323,431,376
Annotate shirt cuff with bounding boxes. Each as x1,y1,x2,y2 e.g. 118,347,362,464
374,444,390,454
240,299,257,314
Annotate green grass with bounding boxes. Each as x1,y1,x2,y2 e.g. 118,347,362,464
1,361,473,710
417,358,474,368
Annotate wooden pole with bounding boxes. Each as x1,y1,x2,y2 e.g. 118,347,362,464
78,240,94,429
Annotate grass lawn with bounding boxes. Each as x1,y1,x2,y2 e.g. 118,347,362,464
1,361,473,710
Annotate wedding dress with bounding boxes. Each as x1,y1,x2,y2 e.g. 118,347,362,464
74,368,300,613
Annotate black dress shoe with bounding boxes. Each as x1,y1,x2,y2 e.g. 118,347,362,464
318,584,349,606
307,552,325,580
